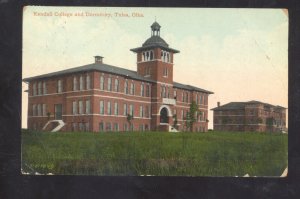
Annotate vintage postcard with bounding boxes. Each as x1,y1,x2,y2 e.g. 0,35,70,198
22,6,288,176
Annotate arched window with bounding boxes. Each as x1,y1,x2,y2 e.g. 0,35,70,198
160,107,168,123
150,51,153,60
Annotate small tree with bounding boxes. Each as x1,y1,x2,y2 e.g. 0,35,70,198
127,114,134,131
47,112,51,121
172,114,178,129
186,101,198,132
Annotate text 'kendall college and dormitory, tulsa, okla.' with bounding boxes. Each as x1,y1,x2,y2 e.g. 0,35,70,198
23,21,213,133
33,11,144,18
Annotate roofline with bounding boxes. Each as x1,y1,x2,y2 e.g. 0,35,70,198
130,46,180,53
23,67,156,84
211,101,286,111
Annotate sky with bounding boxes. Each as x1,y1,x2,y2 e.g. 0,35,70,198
22,7,288,129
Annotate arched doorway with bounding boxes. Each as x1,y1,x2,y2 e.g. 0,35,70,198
160,107,168,123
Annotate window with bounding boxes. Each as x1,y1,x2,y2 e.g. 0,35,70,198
182,92,184,102
99,122,104,132
114,79,119,92
139,105,144,118
33,83,37,96
38,82,42,95
123,104,127,116
57,80,63,93
162,86,166,98
114,123,119,131
174,90,177,99
86,100,90,114
130,83,135,95
181,110,184,120
106,122,112,131
163,68,168,77
114,102,118,115
79,75,84,90
100,100,104,115
123,123,128,131
145,67,151,76
142,50,154,61
107,77,112,91
140,83,144,96
85,122,90,132
72,123,77,132
72,101,77,115
161,50,170,62
196,94,198,104
185,93,189,103
43,82,47,95
42,104,46,116
124,80,128,94
37,104,41,116
107,101,111,115
129,104,134,116
146,85,150,97
100,76,104,90
145,106,149,118
139,124,144,131
73,77,77,91
79,100,83,115
86,74,91,90
79,123,84,131
32,104,36,116
167,87,170,98
200,95,203,104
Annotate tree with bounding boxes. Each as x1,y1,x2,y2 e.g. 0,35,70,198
172,114,178,129
127,114,134,131
186,101,198,132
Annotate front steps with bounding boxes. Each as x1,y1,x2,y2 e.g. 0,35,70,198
42,120,66,132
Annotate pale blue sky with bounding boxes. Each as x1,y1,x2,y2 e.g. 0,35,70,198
22,7,288,129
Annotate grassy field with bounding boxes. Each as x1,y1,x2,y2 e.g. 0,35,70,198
21,130,288,176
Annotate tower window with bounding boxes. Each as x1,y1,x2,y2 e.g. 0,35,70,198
163,67,168,77
100,76,104,90
161,50,170,63
142,50,154,61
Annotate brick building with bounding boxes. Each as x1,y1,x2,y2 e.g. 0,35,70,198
211,101,286,132
23,21,213,132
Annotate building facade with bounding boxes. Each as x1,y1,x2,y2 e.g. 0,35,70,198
211,101,286,132
23,22,213,132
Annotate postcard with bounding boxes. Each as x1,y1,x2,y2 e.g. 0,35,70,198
22,6,288,176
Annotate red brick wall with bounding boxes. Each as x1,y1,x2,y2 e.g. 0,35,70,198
27,70,211,132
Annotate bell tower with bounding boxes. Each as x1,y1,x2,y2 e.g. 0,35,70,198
130,21,179,84
130,21,180,131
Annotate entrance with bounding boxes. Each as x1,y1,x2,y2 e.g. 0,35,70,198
55,104,62,120
160,107,168,123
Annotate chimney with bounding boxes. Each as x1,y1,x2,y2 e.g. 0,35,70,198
94,55,103,64
217,102,220,107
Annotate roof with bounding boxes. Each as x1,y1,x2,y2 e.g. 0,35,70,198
173,82,214,94
151,21,161,31
23,62,213,94
23,63,156,83
211,100,286,111
143,36,169,48
130,22,179,53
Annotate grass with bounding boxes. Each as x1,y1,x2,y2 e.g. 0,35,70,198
21,130,288,176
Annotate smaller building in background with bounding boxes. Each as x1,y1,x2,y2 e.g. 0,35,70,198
211,100,286,132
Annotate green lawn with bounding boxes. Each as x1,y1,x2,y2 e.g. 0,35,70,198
21,130,288,176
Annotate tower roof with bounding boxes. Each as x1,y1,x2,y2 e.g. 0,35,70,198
151,21,161,31
130,21,179,53
142,35,169,48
